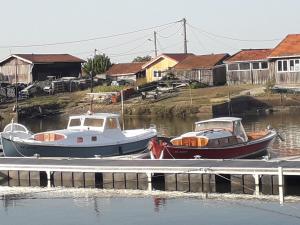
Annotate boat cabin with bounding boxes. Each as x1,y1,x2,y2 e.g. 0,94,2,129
195,117,248,142
67,113,121,131
171,117,249,147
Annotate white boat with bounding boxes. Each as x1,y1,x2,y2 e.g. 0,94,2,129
1,112,157,158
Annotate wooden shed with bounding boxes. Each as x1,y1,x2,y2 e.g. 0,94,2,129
106,62,145,82
173,53,230,86
0,54,85,84
225,49,272,85
268,34,300,84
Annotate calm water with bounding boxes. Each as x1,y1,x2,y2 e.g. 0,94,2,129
0,189,300,225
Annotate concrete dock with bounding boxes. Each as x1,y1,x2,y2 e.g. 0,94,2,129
0,157,300,203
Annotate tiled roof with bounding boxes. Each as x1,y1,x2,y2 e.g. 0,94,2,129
142,53,194,69
269,34,300,58
13,54,85,63
225,49,272,62
106,62,144,76
174,53,230,70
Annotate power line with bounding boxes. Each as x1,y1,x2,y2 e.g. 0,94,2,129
0,20,182,49
158,24,183,39
188,23,281,42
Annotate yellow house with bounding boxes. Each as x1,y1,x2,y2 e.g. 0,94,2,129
142,53,193,82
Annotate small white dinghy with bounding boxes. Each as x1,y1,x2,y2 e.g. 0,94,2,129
1,112,157,158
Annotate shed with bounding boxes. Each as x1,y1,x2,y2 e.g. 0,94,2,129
268,34,300,84
0,54,85,84
106,62,145,82
225,49,272,85
173,53,230,86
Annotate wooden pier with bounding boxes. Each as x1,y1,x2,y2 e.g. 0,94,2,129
0,157,300,203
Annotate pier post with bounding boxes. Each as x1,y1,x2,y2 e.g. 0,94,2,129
254,174,260,196
147,172,152,191
46,170,51,188
278,167,284,204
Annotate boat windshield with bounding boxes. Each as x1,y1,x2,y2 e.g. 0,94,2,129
195,121,233,132
84,118,104,128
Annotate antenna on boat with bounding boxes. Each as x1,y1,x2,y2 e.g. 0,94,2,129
121,90,125,130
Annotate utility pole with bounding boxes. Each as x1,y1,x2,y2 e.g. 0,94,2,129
154,31,158,57
90,49,97,113
90,49,97,93
15,59,18,122
183,18,187,54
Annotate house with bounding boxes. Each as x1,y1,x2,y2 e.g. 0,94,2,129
0,54,85,84
142,53,193,82
268,34,300,84
225,49,272,85
106,62,145,82
173,53,230,86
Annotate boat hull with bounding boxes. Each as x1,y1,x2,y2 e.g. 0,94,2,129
1,136,154,158
152,131,277,159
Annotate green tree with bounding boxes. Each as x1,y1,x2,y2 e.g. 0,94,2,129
132,55,152,63
83,54,112,75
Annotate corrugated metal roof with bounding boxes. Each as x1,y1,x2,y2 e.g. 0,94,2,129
174,53,229,70
1,54,85,64
106,62,144,76
225,49,272,62
269,34,300,58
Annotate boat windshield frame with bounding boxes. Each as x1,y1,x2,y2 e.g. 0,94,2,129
67,113,121,131
195,119,248,142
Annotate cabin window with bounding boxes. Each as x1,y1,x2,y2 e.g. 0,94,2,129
107,118,118,129
77,137,83,143
91,136,97,141
228,64,239,71
84,118,104,127
69,119,81,127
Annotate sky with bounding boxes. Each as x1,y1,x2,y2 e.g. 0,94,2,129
0,0,299,63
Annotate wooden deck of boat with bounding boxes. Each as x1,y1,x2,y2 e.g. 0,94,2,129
0,157,299,175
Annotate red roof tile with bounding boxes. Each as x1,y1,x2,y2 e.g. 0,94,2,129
106,62,144,76
14,54,85,63
269,34,300,58
174,53,230,70
225,49,272,62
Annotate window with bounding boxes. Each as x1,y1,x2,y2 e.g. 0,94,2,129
278,61,283,71
277,59,300,72
106,118,118,129
69,119,81,127
252,62,260,70
290,60,295,71
153,70,162,77
84,118,104,127
77,137,83,143
228,64,239,71
239,63,250,70
261,62,268,69
252,62,268,70
91,136,97,141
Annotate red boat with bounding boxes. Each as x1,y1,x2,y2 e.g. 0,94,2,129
149,117,278,159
